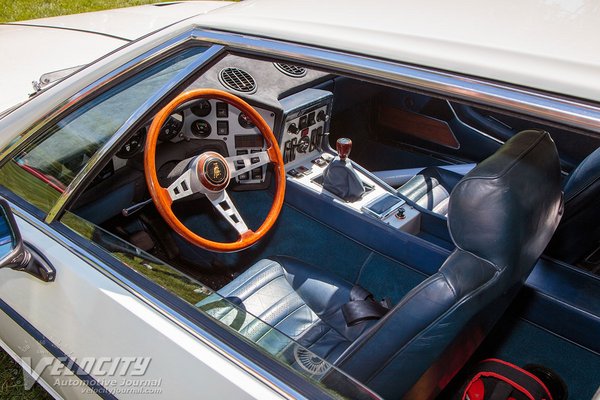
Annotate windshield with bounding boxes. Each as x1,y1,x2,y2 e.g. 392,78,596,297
0,46,208,212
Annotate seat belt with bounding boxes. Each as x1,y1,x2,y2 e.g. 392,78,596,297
342,285,391,326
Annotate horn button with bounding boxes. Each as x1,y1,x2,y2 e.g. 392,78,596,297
197,152,230,192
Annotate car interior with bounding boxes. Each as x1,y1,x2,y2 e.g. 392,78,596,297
19,48,600,398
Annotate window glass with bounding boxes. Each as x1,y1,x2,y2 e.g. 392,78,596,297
61,211,377,400
0,46,207,212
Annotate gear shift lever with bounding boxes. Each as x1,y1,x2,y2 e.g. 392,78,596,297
322,138,366,202
336,138,352,160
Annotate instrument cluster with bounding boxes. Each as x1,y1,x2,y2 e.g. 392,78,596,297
114,99,275,186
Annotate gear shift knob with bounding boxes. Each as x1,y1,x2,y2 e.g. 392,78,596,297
336,138,352,161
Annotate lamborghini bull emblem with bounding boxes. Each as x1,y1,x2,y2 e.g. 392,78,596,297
205,158,227,185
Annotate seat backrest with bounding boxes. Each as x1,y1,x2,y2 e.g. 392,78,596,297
547,146,600,263
334,130,563,400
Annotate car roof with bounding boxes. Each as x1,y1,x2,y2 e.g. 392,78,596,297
11,1,231,41
194,0,600,102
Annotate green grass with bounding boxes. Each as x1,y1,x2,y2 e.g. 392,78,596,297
0,351,52,399
0,0,166,23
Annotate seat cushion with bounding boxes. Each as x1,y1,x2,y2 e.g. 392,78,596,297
397,166,462,216
197,257,374,362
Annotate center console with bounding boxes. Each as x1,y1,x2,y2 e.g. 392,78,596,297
279,89,421,234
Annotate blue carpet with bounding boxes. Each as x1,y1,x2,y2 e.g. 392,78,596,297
174,189,426,303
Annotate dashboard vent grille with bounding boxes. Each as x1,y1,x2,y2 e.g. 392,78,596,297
274,63,307,77
219,68,256,93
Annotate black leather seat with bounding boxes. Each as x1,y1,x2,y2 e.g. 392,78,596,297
200,130,563,399
547,146,600,264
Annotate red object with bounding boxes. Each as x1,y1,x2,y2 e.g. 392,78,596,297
461,358,553,400
18,163,65,193
336,138,352,160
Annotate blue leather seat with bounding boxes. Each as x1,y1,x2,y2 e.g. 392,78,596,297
200,130,563,399
397,166,464,216
398,140,600,265
547,147,600,264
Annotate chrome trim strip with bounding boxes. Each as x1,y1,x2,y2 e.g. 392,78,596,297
45,44,225,222
192,29,600,134
10,202,303,400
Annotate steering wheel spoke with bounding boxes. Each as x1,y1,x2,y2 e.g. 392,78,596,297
227,151,270,179
206,191,250,236
167,169,196,201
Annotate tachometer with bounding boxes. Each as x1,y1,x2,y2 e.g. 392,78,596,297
159,112,184,141
116,128,145,159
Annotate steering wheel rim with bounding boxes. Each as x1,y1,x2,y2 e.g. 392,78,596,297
144,88,286,252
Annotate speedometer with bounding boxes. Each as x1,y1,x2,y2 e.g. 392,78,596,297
159,112,184,141
116,128,145,159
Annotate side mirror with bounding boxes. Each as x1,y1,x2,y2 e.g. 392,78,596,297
0,199,55,282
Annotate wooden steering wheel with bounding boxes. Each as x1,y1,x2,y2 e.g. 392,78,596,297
144,89,286,252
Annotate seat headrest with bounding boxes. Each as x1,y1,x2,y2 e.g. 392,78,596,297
448,130,563,271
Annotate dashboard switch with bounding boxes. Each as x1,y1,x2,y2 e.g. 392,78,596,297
216,102,228,118
217,120,229,135
287,123,298,135
317,110,326,122
299,115,308,130
252,168,263,180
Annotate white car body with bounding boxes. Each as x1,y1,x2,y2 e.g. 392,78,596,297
0,1,598,399
0,1,231,112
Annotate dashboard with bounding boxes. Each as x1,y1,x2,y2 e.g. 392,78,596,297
80,56,334,223
111,99,275,188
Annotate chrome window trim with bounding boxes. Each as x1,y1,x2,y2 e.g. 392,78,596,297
45,43,225,222
188,30,600,133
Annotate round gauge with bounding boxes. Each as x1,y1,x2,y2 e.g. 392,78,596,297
191,119,212,138
116,128,145,159
159,112,184,141
191,100,211,117
238,112,255,129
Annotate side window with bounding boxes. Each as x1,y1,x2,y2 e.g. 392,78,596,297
0,46,208,213
61,211,373,399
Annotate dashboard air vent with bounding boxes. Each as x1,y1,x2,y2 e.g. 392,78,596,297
274,63,307,78
219,68,256,93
